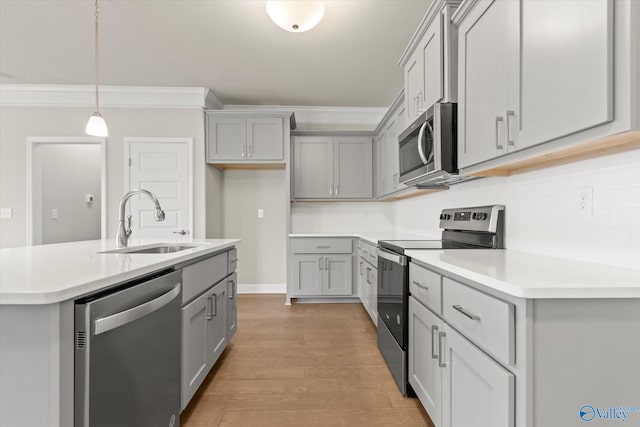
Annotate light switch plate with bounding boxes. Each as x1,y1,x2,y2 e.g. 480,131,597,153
0,208,12,219
51,208,59,219
258,209,264,218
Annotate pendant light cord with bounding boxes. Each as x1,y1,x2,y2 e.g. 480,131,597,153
94,0,100,115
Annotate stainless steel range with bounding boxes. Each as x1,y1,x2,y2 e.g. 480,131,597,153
377,205,505,395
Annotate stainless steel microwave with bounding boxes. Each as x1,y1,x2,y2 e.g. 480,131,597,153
399,102,469,186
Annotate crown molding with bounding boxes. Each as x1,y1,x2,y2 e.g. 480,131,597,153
0,84,223,109
224,104,387,131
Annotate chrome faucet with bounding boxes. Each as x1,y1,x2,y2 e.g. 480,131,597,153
117,189,165,247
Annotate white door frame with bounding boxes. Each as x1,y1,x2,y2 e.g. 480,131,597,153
26,136,107,245
123,137,194,238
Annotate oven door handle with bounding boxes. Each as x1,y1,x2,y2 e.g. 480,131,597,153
417,121,430,165
377,249,407,266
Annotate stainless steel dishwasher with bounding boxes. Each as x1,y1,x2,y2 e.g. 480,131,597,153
74,269,182,427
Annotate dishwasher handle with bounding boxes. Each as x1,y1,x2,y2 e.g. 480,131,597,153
94,283,180,335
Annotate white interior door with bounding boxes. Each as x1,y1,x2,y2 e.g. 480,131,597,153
126,138,192,241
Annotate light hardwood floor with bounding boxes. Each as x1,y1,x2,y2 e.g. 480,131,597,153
181,294,434,426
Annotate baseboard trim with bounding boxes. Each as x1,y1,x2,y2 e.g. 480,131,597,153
237,283,286,294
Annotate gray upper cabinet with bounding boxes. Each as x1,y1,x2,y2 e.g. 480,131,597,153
400,0,460,123
374,91,407,199
455,0,620,171
206,112,291,163
293,135,372,200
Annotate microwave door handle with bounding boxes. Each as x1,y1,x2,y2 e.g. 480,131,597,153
417,121,429,165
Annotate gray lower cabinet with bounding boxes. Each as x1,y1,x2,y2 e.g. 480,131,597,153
289,237,354,298
227,272,237,341
181,279,227,410
291,254,352,296
293,135,372,199
409,295,514,427
180,249,237,411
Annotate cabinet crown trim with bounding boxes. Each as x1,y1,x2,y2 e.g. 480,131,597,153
398,0,462,67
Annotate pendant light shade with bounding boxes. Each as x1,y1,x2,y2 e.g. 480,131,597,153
86,0,108,137
266,1,324,33
86,113,108,137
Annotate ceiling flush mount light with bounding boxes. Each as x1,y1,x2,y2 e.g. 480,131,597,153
266,1,325,33
86,0,108,137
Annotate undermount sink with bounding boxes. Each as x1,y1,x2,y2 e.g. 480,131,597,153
101,244,199,255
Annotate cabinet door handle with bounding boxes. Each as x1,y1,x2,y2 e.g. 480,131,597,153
438,331,447,368
506,110,516,146
206,295,213,320
495,116,504,150
431,325,439,359
228,279,234,299
325,257,329,270
335,184,339,197
360,261,364,275
316,245,330,249
319,257,322,270
452,304,481,321
211,293,218,317
241,145,246,158
412,280,428,291
329,184,333,197
417,91,423,112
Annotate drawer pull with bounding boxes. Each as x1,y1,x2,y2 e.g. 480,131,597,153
316,245,331,249
452,305,481,321
438,331,447,368
431,325,439,359
412,280,428,291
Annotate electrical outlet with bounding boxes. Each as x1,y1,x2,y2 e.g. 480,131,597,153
577,187,593,215
257,209,264,218
0,208,12,219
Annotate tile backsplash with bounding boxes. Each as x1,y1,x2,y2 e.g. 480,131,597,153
292,148,640,269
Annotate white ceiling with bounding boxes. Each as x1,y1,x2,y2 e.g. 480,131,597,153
0,0,432,107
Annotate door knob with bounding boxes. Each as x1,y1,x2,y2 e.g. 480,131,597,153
172,229,188,235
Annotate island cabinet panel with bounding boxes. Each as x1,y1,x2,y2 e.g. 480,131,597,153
181,290,211,408
180,249,236,411
227,272,237,341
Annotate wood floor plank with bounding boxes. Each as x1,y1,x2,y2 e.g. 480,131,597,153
181,294,434,427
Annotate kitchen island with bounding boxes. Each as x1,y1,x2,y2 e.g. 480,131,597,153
0,238,239,427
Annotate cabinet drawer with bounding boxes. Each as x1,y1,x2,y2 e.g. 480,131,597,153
182,252,228,304
358,239,378,266
291,238,352,254
443,278,515,365
409,263,442,315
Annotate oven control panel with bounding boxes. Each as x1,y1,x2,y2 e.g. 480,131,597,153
439,205,504,232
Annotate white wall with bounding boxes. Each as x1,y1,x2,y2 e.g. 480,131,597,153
394,149,640,268
34,144,102,244
0,106,207,248
222,169,287,291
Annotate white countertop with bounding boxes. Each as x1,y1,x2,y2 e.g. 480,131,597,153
406,249,640,299
0,238,240,305
289,232,438,246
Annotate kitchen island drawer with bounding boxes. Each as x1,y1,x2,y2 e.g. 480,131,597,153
409,262,442,315
182,252,228,304
443,277,515,365
291,237,353,254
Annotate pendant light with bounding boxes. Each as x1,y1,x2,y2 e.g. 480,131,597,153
266,1,325,33
85,0,108,137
